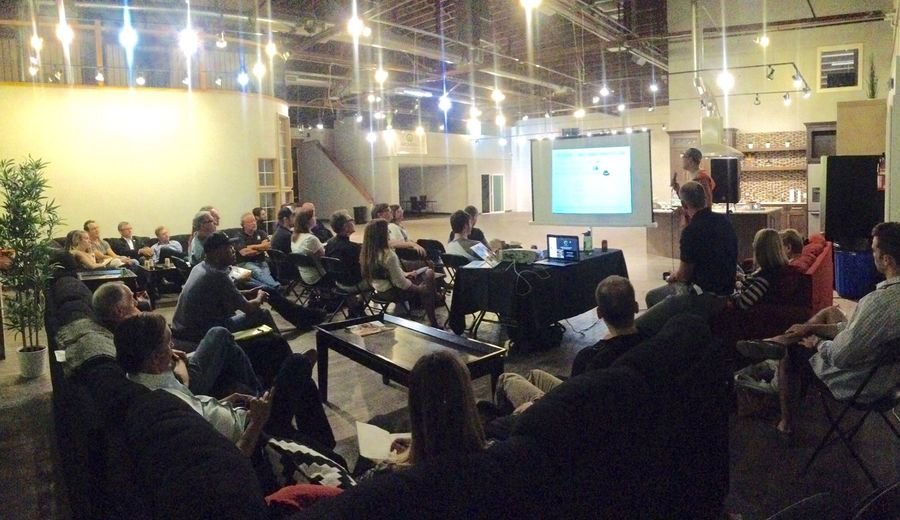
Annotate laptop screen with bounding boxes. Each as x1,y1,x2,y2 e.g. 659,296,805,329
547,235,580,261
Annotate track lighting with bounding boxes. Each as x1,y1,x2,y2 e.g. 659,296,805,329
766,65,775,81
783,92,792,106
753,93,761,106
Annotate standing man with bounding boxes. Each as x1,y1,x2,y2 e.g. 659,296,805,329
644,181,737,309
109,221,153,261
674,148,715,209
271,206,294,254
234,212,278,289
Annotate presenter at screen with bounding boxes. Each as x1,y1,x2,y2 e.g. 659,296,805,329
682,148,715,209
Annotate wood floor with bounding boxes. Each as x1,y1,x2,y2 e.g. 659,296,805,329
0,212,894,519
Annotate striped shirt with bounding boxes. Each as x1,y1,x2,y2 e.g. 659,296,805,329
811,276,900,402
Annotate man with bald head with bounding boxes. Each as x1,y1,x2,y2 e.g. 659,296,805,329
234,212,278,289
301,202,334,243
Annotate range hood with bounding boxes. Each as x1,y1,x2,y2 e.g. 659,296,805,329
691,0,743,160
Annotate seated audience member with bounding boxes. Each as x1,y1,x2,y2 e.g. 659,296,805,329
151,225,184,263
93,281,262,398
364,351,486,478
199,205,221,226
302,202,334,243
361,219,440,328
493,275,645,414
637,228,798,336
252,207,268,233
387,204,411,242
114,314,352,492
189,210,218,265
780,228,804,261
291,207,326,285
738,222,900,436
324,210,368,317
444,210,480,261
373,203,425,258
67,229,123,269
173,232,324,341
109,221,153,261
644,181,737,309
84,220,135,266
448,205,488,246
271,206,295,254
234,212,278,289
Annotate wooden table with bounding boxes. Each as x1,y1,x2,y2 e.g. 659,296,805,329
315,313,506,403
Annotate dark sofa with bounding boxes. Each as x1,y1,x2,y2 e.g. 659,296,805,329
295,313,731,519
46,275,268,519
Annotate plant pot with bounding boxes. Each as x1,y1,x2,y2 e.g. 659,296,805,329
18,345,47,379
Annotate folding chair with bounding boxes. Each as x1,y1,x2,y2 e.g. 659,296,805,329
368,287,413,317
288,252,332,307
417,239,446,264
851,479,900,519
266,249,301,301
319,256,372,320
439,253,470,294
765,492,847,520
802,339,900,489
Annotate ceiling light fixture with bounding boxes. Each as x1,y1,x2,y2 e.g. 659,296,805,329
415,125,425,135
347,16,364,37
367,93,376,104
237,70,249,87
355,114,364,123
316,122,324,130
467,118,482,137
753,93,761,105
178,28,199,56
648,106,655,112
214,76,222,86
28,65,38,77
252,61,266,79
56,23,74,46
591,96,600,104
495,113,506,127
216,31,227,49
469,106,482,118
95,69,104,82
119,24,138,52
366,132,377,144
30,34,43,52
625,127,633,134
782,92,792,106
374,68,388,84
792,74,803,89
649,82,659,93
766,65,775,80
521,114,529,121
716,70,735,92
599,85,610,97
802,87,811,99
136,73,146,86
617,103,625,113
265,41,278,58
374,111,385,120
498,138,508,146
573,108,586,119
520,0,542,10
438,94,452,112
755,34,770,47
491,88,505,103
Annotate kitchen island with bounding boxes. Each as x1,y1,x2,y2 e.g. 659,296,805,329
647,206,783,260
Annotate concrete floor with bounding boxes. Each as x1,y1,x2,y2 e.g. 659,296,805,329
0,212,896,519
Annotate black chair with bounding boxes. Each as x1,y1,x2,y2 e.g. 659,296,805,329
319,256,371,321
439,253,469,293
852,479,900,519
267,249,301,301
368,287,412,317
765,492,847,520
802,340,900,489
289,252,336,308
395,247,423,263
417,239,446,267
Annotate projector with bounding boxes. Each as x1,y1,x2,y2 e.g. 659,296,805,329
561,128,580,138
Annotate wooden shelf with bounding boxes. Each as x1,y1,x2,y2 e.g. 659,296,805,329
740,146,807,153
742,166,807,172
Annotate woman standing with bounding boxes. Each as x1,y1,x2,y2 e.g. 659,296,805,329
361,219,440,328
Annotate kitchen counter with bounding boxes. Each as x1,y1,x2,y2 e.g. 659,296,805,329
647,207,783,260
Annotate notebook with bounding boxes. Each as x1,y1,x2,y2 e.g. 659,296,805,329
467,242,501,268
535,234,580,266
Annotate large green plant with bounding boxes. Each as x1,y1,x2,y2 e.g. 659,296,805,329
0,157,61,351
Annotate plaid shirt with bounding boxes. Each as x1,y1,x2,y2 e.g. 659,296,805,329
811,276,900,402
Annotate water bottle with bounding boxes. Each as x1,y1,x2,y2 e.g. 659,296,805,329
583,228,593,255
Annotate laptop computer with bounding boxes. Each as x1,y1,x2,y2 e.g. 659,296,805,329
535,234,580,266
465,242,501,269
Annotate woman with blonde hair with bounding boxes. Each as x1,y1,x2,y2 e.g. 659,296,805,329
360,219,440,328
364,351,486,476
730,228,790,310
67,229,123,270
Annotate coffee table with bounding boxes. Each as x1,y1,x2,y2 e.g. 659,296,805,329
76,268,138,292
315,313,507,403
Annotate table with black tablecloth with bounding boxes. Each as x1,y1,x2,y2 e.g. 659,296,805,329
448,249,629,340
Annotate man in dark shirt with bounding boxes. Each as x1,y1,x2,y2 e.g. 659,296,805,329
645,181,737,309
324,210,368,317
492,275,644,414
109,221,153,261
234,212,278,289
302,202,334,243
271,206,294,254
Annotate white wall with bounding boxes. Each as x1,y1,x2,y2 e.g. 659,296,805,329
399,165,467,213
0,84,287,236
510,107,671,212
296,140,371,220
667,3,894,133
332,118,510,210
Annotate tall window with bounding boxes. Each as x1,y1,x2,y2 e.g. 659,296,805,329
256,116,295,224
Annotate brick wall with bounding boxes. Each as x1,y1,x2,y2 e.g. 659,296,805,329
736,131,807,202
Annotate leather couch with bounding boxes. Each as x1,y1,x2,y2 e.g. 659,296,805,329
46,275,268,519
294,313,731,519
714,234,834,364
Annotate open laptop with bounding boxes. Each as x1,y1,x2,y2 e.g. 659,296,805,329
535,234,581,266
464,242,501,269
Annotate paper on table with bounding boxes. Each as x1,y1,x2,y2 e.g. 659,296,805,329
356,421,410,460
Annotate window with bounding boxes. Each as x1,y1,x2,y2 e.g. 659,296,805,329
258,158,276,187
817,44,862,92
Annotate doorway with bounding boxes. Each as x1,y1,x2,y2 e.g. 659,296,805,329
480,174,504,213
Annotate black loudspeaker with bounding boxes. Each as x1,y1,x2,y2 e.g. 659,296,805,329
710,158,740,203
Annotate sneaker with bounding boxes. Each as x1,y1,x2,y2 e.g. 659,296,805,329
736,339,786,360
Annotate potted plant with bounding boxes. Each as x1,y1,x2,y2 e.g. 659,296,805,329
0,157,61,378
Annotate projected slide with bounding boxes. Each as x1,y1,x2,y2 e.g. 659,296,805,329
551,146,632,214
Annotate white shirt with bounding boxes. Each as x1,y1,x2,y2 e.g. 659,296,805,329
370,249,412,293
291,232,325,284
445,238,479,261
128,370,248,443
388,222,409,242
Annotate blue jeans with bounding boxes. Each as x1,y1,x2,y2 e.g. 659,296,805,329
239,261,279,290
187,326,263,398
